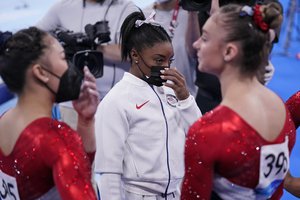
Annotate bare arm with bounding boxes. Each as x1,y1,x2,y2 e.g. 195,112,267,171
284,171,300,197
97,44,121,63
97,44,130,71
73,67,100,153
76,116,96,153
210,0,220,15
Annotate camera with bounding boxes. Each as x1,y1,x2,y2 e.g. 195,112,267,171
52,20,111,78
180,0,256,11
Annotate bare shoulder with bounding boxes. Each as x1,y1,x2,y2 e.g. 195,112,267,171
0,109,24,156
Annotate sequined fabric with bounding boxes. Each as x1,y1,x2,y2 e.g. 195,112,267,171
286,91,300,129
0,117,96,200
181,106,296,200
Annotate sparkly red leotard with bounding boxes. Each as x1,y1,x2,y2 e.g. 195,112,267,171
286,91,300,129
0,117,96,200
181,106,296,200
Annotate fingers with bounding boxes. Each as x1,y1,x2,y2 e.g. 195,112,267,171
80,84,100,102
78,66,100,102
264,61,275,85
76,87,100,109
81,80,97,92
162,67,185,79
81,66,98,96
83,66,96,82
87,88,100,102
73,67,100,117
160,67,189,100
161,68,185,87
265,62,275,72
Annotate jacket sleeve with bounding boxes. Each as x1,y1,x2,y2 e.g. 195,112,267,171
177,95,202,132
94,95,129,173
94,94,129,199
95,173,122,200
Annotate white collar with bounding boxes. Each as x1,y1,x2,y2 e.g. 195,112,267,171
123,72,149,87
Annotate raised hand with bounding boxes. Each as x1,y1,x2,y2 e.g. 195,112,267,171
161,67,190,100
73,66,100,121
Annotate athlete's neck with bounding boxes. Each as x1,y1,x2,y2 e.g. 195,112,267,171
219,66,259,105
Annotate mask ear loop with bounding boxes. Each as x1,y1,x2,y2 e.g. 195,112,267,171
135,59,149,81
135,51,154,79
37,64,63,96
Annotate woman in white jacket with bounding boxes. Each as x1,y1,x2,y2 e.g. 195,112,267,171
94,11,201,200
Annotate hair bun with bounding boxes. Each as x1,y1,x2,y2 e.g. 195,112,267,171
0,31,13,54
262,2,283,30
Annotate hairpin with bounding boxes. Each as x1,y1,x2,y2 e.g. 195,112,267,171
135,11,161,28
239,5,269,32
239,5,254,17
253,5,269,32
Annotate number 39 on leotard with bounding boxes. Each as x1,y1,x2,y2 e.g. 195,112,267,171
255,136,289,197
0,170,20,200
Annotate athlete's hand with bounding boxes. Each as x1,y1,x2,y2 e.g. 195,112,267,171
161,67,190,100
264,60,275,85
73,66,100,121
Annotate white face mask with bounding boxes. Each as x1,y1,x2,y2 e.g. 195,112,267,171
156,0,172,3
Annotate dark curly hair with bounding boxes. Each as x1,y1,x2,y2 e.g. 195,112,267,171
0,27,48,94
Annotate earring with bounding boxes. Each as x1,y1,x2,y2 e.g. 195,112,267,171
224,56,230,62
135,60,138,64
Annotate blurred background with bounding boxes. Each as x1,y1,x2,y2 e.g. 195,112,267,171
0,0,154,31
0,0,299,199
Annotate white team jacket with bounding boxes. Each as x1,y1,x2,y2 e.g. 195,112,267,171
94,72,201,196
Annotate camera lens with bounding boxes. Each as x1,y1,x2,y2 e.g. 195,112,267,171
72,50,104,78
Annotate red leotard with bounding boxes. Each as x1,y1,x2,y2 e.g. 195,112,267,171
0,117,96,200
286,91,300,129
181,106,296,200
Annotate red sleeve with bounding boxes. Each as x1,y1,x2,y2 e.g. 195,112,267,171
87,152,95,163
181,118,221,200
40,126,96,200
286,91,300,129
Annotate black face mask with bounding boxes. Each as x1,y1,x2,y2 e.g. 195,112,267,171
42,62,83,103
96,0,105,3
145,66,168,87
136,55,169,87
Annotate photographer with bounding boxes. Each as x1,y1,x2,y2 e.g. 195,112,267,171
36,0,139,128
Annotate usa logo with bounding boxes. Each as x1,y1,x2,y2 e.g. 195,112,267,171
166,94,178,107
